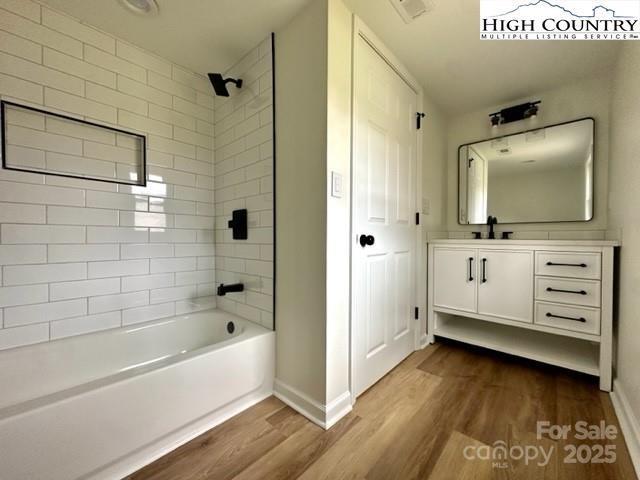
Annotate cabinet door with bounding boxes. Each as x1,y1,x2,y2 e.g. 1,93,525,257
433,248,477,313
478,250,534,323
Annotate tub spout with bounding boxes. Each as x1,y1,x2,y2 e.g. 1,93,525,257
217,283,244,296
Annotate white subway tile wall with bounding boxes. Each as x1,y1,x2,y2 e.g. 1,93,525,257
0,1,218,349
213,36,274,330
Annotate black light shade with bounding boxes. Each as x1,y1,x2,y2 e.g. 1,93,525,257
489,100,541,126
525,103,539,118
208,73,243,97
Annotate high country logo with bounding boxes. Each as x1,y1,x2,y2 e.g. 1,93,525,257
480,0,640,40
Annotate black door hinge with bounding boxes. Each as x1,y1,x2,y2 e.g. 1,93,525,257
414,307,419,320
416,112,426,130
415,212,420,225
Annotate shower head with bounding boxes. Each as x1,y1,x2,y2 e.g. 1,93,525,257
208,73,243,97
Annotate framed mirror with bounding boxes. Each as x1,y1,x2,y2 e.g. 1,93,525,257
458,118,594,225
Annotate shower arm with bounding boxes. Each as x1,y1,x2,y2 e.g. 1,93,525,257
225,78,243,89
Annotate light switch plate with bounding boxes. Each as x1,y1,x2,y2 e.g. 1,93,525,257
422,197,430,215
331,171,343,198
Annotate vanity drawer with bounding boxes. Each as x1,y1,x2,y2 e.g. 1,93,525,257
535,277,601,308
534,302,600,335
535,252,601,280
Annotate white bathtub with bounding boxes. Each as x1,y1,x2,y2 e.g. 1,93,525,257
0,309,275,480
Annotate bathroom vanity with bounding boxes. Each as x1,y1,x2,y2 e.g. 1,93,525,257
427,239,619,391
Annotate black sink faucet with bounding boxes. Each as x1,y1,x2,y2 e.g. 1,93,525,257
487,216,498,239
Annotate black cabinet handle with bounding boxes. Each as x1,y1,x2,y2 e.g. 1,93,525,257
468,257,474,282
481,258,487,283
546,262,587,268
546,312,587,323
359,234,375,247
546,287,587,295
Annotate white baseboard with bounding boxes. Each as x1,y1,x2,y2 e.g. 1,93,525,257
274,379,352,430
419,334,429,349
325,391,353,429
610,379,640,478
273,379,326,427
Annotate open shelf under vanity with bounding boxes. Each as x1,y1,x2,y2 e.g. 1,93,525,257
433,312,600,376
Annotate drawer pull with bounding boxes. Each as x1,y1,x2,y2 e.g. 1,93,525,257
546,312,587,323
546,261,587,268
467,257,474,282
546,287,587,295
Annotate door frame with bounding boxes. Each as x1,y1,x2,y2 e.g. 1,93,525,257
349,16,425,405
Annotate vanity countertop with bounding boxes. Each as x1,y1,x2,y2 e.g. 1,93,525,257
428,239,621,247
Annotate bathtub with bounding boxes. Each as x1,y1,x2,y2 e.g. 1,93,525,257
0,309,275,480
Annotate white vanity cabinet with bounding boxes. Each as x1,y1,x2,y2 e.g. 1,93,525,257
433,248,533,322
432,248,477,313
427,239,619,391
476,250,533,323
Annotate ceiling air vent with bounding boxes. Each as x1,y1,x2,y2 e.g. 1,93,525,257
389,0,429,23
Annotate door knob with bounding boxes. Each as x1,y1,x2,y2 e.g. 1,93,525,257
359,234,375,247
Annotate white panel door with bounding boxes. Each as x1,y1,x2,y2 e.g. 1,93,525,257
353,36,417,397
477,250,534,323
433,248,477,313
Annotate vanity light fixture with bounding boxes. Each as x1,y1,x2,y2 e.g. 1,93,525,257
525,102,539,118
118,0,160,16
489,100,541,127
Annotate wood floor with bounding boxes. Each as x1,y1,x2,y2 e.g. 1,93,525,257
129,340,637,480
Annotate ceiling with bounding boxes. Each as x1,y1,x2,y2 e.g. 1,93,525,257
41,0,621,116
39,0,311,74
344,0,620,115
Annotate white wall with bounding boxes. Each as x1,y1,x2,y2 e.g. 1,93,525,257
213,36,274,330
608,41,640,470
275,0,329,405
446,75,611,240
0,2,216,350
276,0,446,419
421,95,448,235
325,0,352,406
